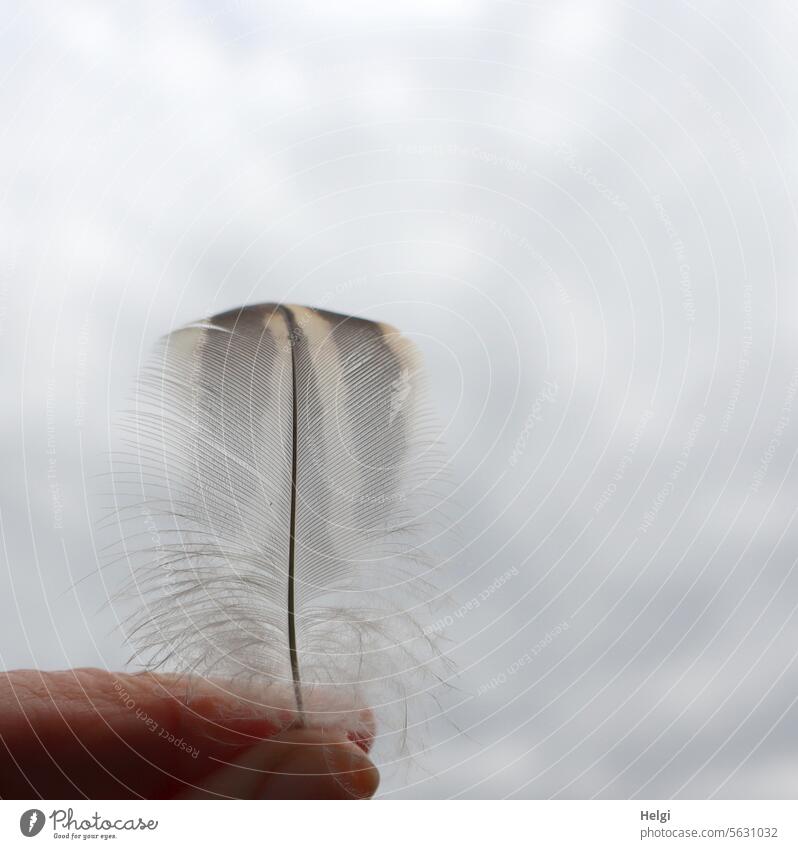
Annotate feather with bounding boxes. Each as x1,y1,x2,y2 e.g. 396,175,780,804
112,303,449,744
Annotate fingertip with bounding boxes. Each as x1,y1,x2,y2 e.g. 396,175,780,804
178,729,380,800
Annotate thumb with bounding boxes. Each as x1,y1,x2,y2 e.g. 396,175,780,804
177,727,380,799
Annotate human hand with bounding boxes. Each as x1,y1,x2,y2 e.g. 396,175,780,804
0,668,379,799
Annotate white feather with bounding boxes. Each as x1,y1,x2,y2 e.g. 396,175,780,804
111,303,450,751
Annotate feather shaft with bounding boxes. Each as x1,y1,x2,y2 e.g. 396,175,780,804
282,306,305,722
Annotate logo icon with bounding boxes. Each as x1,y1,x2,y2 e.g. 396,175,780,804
19,809,45,837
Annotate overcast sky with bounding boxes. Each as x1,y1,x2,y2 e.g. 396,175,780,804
2,1,798,798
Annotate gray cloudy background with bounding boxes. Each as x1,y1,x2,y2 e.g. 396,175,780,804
2,1,798,798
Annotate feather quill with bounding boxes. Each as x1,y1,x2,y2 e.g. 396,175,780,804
112,303,448,744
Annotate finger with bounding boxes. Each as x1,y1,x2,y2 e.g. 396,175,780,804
0,668,375,799
178,728,380,799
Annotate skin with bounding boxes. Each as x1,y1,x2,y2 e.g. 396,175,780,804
0,669,379,799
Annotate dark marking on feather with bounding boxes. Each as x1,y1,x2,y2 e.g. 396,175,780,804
318,310,406,529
